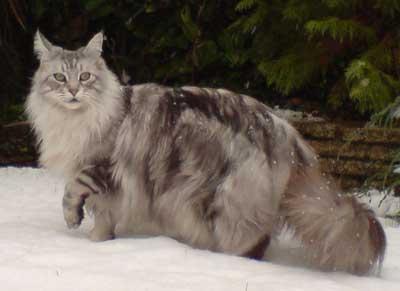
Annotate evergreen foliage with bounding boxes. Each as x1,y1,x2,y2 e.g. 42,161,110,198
305,18,377,43
230,0,400,114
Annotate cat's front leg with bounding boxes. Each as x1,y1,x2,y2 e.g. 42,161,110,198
63,187,87,229
63,164,111,229
89,211,115,241
63,179,90,229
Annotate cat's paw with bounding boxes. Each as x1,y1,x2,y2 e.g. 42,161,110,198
62,190,88,229
89,230,115,242
63,204,84,229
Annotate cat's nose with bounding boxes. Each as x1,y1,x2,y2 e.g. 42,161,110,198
68,88,79,96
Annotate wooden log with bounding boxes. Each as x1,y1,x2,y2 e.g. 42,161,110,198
0,122,37,166
319,157,389,178
342,127,400,145
308,140,396,162
294,121,400,145
293,121,338,139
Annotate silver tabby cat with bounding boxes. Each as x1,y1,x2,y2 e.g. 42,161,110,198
26,31,386,276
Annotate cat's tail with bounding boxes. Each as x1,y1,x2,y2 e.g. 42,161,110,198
279,138,386,276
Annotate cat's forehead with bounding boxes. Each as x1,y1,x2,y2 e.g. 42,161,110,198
51,48,93,69
59,50,80,68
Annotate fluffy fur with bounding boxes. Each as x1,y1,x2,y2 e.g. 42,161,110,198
26,31,386,276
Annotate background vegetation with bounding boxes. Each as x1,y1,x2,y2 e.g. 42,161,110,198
1,0,400,123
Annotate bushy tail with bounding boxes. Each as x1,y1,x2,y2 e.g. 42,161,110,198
279,141,386,275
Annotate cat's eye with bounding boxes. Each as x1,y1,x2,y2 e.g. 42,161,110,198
79,72,91,82
53,73,66,82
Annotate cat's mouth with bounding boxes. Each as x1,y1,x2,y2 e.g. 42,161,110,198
63,97,83,110
63,97,81,103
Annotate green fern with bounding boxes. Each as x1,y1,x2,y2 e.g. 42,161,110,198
218,31,249,67
321,0,353,9
180,5,200,42
369,96,400,128
258,50,320,95
360,41,393,71
283,1,312,23
305,17,377,43
230,1,268,34
345,60,400,113
235,0,258,12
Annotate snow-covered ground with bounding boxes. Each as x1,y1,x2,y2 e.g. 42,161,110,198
273,106,325,122
0,167,399,291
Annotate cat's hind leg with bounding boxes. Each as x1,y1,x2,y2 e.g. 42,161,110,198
210,154,285,260
242,234,271,260
211,208,275,260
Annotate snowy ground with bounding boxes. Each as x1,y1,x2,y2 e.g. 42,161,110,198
273,106,325,122
0,167,399,291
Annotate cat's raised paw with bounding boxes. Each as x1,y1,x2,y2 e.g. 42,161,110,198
63,206,84,229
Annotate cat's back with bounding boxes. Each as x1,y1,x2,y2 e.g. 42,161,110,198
112,83,308,195
124,83,297,153
128,83,273,115
126,82,281,132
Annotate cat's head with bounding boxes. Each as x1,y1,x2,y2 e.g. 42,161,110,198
32,31,120,111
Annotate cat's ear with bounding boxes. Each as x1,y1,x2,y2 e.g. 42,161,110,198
84,32,104,57
34,30,55,60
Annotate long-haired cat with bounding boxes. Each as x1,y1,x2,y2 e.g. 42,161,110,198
26,31,386,276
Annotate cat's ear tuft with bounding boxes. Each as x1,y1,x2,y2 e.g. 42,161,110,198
34,30,54,60
84,31,104,57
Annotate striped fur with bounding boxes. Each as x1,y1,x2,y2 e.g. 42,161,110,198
27,32,386,275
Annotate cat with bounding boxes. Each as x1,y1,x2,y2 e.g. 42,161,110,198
26,31,386,276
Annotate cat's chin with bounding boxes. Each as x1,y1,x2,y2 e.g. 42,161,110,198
61,100,85,110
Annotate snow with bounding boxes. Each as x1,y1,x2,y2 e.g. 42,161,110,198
273,106,325,122
357,190,400,219
0,167,399,291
